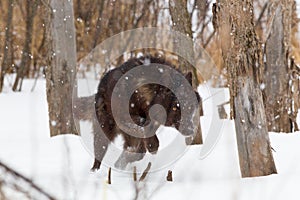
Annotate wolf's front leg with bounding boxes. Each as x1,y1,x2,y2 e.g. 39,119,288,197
114,135,146,169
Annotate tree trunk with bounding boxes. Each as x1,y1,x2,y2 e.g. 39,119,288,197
234,77,277,177
169,0,203,145
215,0,277,177
0,0,14,93
12,0,38,91
264,0,296,132
169,0,194,76
45,0,78,136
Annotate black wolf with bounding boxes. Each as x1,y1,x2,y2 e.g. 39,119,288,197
90,56,201,170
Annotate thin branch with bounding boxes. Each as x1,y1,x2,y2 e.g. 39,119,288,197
108,167,112,184
203,30,216,48
0,161,57,200
134,0,154,28
139,162,151,181
190,0,198,20
255,2,268,28
133,166,137,181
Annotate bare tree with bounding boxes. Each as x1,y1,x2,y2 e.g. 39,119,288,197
215,0,277,177
45,0,78,136
91,0,106,49
264,0,299,132
169,0,193,76
169,0,203,145
0,0,14,92
12,0,39,91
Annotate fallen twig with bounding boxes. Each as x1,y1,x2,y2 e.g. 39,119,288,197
139,162,152,181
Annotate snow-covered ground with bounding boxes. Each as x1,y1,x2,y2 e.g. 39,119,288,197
0,79,300,200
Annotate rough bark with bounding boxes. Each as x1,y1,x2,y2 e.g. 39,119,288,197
290,58,300,131
45,0,78,136
215,0,277,177
169,0,194,76
0,0,14,92
169,0,203,145
264,0,297,132
234,77,277,177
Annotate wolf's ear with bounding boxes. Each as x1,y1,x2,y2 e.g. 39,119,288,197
185,72,193,85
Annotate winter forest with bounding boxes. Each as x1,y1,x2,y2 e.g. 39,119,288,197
0,0,300,199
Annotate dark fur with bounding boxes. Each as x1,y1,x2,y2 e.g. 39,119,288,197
92,56,201,170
